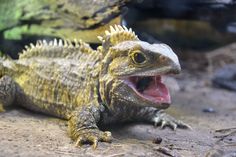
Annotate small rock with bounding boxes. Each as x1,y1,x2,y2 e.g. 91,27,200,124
152,136,162,144
212,64,236,91
202,107,216,113
8,138,12,141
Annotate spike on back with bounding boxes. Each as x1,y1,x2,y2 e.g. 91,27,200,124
97,25,139,47
19,38,94,59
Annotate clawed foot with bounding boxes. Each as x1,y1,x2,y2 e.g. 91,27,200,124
152,110,192,130
75,129,112,149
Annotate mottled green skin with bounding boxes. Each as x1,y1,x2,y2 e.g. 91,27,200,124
0,26,189,148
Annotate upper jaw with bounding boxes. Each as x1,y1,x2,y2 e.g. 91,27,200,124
118,63,181,78
129,65,181,77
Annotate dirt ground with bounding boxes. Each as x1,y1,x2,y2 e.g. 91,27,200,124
0,68,236,157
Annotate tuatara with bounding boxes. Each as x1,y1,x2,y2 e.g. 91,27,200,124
0,25,189,148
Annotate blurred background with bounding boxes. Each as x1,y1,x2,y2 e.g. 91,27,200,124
0,0,236,90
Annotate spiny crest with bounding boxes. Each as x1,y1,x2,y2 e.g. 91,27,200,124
19,38,94,59
97,25,139,46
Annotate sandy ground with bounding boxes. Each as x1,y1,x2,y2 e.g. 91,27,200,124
0,70,236,157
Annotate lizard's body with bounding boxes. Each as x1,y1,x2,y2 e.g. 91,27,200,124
1,41,100,119
0,25,189,148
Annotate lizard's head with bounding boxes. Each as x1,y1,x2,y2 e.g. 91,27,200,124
98,25,180,109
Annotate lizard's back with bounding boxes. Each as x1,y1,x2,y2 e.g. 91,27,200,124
2,40,100,119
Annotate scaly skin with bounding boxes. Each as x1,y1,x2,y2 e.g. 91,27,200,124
0,25,190,148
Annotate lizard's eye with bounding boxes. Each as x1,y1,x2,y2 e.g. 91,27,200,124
130,51,146,65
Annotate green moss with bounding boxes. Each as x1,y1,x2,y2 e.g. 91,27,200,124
4,26,27,40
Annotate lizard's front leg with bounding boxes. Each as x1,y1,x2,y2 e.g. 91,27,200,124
68,105,112,148
135,107,191,130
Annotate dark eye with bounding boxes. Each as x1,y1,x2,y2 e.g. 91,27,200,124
132,51,146,64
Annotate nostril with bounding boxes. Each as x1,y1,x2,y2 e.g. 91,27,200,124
159,55,168,62
172,64,181,74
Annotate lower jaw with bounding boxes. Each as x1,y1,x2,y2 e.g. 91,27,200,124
140,98,171,109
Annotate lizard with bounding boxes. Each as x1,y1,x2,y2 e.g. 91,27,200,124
0,25,190,148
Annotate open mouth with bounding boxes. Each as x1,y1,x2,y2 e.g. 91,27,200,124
124,75,171,105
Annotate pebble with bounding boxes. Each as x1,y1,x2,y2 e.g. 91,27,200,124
152,136,162,144
202,107,216,113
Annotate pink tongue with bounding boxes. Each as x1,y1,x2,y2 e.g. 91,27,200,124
142,80,170,103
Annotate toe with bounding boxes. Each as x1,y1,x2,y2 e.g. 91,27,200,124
75,136,85,147
152,112,191,130
153,117,161,127
178,121,192,130
91,137,99,149
169,121,178,130
74,129,113,148
161,121,167,129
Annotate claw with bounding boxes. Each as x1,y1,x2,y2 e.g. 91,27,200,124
73,129,112,148
154,122,158,127
169,121,178,131
153,117,161,127
75,136,84,147
173,124,178,131
152,111,191,130
92,138,98,149
178,121,192,130
161,121,167,129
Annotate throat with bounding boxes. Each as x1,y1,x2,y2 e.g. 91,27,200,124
137,77,153,92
